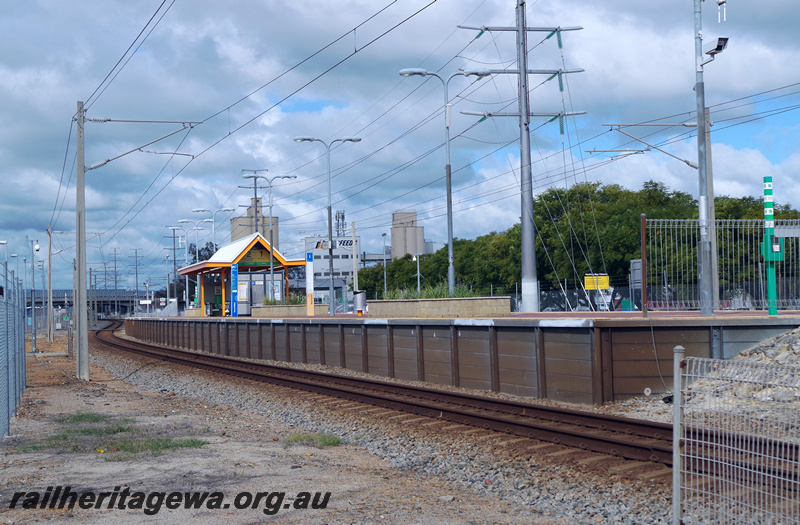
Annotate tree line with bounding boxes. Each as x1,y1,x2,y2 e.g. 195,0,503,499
357,180,799,298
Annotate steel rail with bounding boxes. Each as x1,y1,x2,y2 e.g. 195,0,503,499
92,323,800,479
93,324,673,464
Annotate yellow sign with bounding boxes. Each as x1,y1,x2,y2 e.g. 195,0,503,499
584,274,609,290
240,248,273,266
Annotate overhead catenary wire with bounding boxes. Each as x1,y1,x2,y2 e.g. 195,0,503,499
90,1,439,248
45,1,800,290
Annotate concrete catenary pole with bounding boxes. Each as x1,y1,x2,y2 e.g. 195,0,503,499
515,0,539,313
694,0,714,315
76,101,89,380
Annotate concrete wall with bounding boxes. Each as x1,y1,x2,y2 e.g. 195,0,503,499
366,297,511,318
125,316,800,406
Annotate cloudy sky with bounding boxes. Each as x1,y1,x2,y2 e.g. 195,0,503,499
2,0,799,291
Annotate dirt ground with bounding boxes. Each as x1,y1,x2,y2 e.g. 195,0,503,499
0,335,537,524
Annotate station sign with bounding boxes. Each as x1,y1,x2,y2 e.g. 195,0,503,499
231,263,238,317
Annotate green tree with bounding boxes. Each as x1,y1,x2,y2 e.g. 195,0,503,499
357,181,799,300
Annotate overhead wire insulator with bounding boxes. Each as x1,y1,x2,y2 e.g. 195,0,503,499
558,72,564,92
557,31,563,49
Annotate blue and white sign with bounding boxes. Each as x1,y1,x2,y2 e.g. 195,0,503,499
305,252,314,316
231,263,238,317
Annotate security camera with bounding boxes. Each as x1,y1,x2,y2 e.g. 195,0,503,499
704,37,729,57
34,243,40,252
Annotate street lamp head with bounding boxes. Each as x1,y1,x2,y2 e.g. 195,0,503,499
177,219,190,224
294,136,317,143
220,208,235,212
280,176,298,180
341,137,361,143
462,68,492,78
399,68,428,77
192,208,211,213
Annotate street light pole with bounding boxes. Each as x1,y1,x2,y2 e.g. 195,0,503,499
27,238,39,352
178,219,210,308
294,136,361,316
267,175,296,302
240,174,296,302
177,219,212,261
382,233,387,297
399,68,490,297
242,170,269,235
193,207,235,250
165,255,171,307
169,228,177,304
47,227,54,340
413,254,422,293
169,226,188,307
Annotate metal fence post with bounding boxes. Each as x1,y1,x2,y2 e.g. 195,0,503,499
2,263,7,437
672,345,685,525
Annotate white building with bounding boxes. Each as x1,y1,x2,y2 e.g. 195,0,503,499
304,235,361,285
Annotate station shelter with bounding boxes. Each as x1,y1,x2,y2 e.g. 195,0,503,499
178,232,305,317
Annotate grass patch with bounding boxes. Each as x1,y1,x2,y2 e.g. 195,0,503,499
79,425,136,436
5,411,207,460
56,412,111,424
103,437,208,457
283,432,342,449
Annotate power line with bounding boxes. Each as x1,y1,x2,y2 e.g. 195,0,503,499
85,0,175,109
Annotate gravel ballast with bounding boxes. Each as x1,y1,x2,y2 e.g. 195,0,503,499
88,340,673,524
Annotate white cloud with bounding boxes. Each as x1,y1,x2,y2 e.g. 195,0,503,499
3,0,800,288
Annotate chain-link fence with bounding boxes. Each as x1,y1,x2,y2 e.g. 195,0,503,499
646,219,800,311
673,351,800,524
2,265,26,438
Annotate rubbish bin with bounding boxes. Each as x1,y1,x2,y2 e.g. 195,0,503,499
353,290,367,316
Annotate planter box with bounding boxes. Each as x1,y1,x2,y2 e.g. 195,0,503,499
251,304,329,317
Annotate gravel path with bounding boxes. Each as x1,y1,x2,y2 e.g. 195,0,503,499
86,336,673,524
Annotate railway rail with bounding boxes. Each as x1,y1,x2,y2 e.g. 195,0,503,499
92,321,800,483
93,321,674,465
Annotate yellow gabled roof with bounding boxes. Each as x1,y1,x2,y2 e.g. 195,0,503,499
178,232,304,276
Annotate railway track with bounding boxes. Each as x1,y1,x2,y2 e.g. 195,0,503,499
93,321,800,484
92,320,799,522
93,321,673,465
